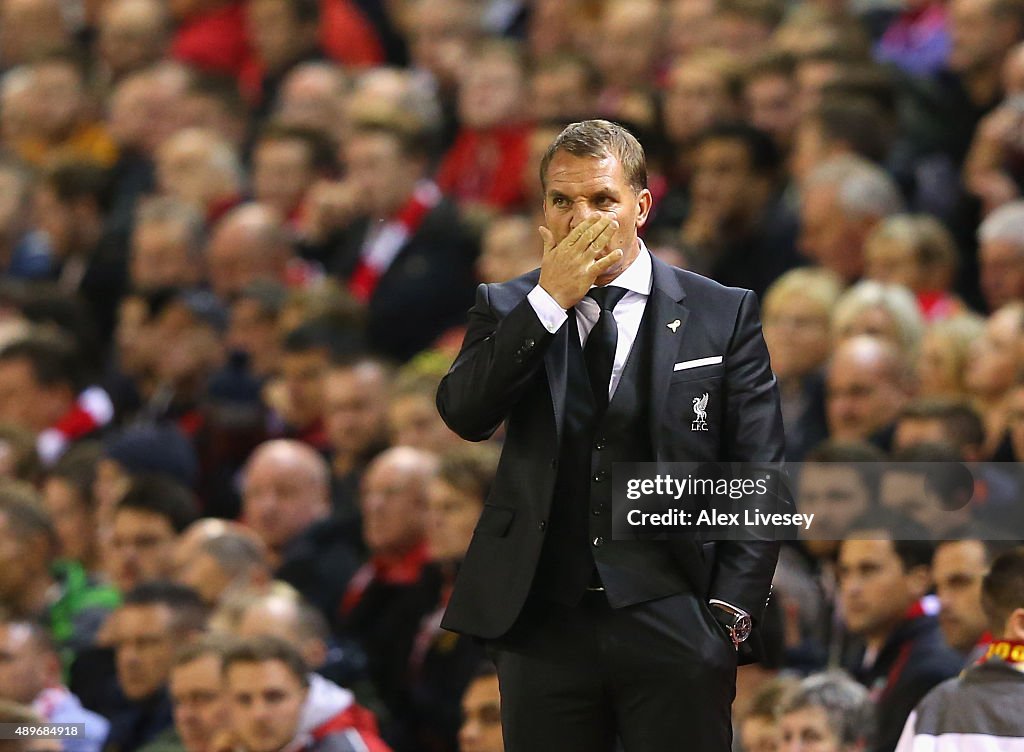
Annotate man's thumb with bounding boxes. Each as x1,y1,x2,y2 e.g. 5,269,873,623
538,225,554,253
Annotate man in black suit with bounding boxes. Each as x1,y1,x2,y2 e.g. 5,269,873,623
436,120,785,751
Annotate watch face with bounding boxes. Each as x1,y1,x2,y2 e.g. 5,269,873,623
735,615,753,643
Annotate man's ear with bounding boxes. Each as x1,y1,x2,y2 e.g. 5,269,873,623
636,188,653,228
1005,607,1024,641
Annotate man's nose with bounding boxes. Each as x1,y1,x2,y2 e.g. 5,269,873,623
569,201,598,229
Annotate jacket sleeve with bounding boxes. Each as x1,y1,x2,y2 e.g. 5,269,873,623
708,290,786,618
437,283,559,442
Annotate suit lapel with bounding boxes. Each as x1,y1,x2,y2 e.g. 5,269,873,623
544,318,571,447
648,258,689,458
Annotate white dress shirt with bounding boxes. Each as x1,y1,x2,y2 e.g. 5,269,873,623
527,243,653,401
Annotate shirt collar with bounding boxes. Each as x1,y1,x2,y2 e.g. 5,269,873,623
592,240,653,297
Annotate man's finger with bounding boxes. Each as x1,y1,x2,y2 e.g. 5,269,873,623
568,215,613,253
585,221,618,257
591,248,624,276
563,215,605,250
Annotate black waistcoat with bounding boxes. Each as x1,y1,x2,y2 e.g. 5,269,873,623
533,297,691,607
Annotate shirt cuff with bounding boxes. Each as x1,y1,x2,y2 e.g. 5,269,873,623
528,284,568,334
708,599,751,620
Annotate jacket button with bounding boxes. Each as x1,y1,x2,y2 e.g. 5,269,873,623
538,520,547,531
595,438,606,450
592,507,601,516
592,471,607,483
523,338,535,350
592,536,604,547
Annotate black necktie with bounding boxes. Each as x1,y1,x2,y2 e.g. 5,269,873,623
582,286,628,415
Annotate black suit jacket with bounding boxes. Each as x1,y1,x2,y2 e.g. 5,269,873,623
436,254,785,640
312,198,478,362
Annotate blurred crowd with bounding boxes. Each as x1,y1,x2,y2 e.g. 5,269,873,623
2,0,1024,750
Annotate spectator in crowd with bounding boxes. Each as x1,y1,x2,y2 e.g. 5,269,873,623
476,215,542,285
826,335,914,447
405,446,495,752
679,122,801,298
41,442,103,574
404,0,481,123
0,0,70,68
128,197,204,293
529,54,598,124
241,0,324,116
435,39,531,218
5,56,118,169
322,356,393,530
0,485,119,660
206,203,301,303
94,423,199,529
144,636,234,752
799,155,905,283
977,200,1024,312
222,281,287,383
964,302,1024,455
32,159,126,334
878,444,974,537
591,0,661,129
896,546,1024,751
790,97,892,185
97,0,171,83
743,52,800,156
305,115,478,361
174,531,271,607
239,439,359,615
272,62,350,146
838,510,962,752
763,268,842,461
222,635,391,752
232,592,334,678
456,663,503,752
776,671,873,752
915,313,986,398
104,475,199,594
736,675,797,752
104,582,207,752
252,125,335,227
0,619,109,752
863,215,964,321
932,536,1001,658
797,440,883,559
386,358,463,451
155,128,244,224
271,319,336,450
832,281,925,357
336,446,436,731
661,49,743,189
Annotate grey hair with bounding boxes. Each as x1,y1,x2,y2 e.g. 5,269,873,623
777,670,874,747
978,200,1024,250
806,155,904,219
134,196,205,259
832,279,925,354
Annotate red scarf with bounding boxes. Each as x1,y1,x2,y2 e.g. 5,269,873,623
37,386,114,465
348,182,440,302
338,540,430,617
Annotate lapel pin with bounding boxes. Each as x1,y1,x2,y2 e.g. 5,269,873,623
667,319,681,333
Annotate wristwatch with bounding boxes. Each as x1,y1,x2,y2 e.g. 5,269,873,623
708,599,753,649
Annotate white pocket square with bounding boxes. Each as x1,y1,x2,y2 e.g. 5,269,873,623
673,356,723,371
